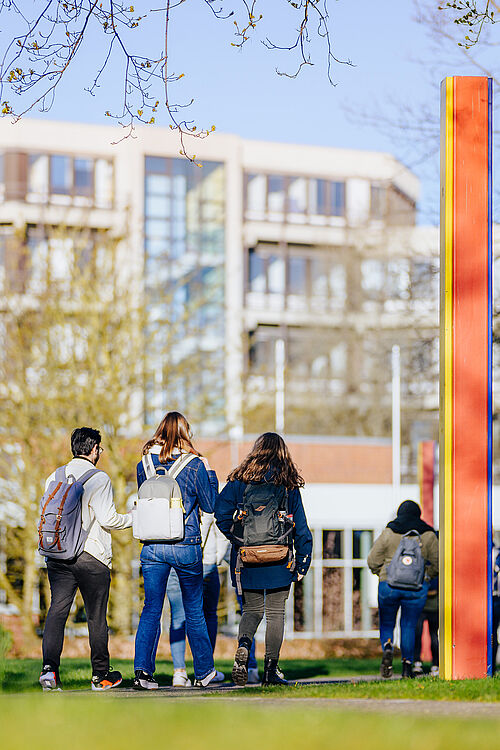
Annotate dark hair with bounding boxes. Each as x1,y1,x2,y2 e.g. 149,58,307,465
228,432,304,490
397,500,421,517
143,411,201,463
71,427,101,457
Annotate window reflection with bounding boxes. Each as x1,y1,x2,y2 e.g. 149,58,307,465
245,173,346,223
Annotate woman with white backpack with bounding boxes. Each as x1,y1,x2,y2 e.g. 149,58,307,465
133,411,218,689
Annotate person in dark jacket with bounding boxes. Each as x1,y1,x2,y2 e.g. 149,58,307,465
133,411,218,690
216,432,312,687
367,500,438,679
412,576,439,677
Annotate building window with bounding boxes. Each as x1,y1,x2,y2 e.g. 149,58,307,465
288,256,307,295
245,173,346,223
371,184,386,218
267,255,285,294
74,158,94,198
248,249,266,292
50,155,72,195
330,181,345,216
288,176,308,217
24,153,112,207
246,173,266,217
144,155,226,430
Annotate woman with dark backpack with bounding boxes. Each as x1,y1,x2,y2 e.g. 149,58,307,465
215,432,312,686
367,500,438,679
133,411,218,689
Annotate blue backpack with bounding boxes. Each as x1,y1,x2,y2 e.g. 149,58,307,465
38,466,100,560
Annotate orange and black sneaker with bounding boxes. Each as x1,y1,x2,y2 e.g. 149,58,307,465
39,665,62,691
91,669,122,691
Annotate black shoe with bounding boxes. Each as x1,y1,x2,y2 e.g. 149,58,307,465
380,643,393,679
91,669,123,691
401,660,414,679
262,657,288,686
133,670,159,690
39,665,62,692
232,637,251,686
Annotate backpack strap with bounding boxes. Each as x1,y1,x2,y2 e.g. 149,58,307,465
168,452,197,479
235,550,243,596
142,453,157,479
78,469,101,485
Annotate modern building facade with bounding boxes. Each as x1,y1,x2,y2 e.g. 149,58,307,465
0,119,447,479
3,119,500,641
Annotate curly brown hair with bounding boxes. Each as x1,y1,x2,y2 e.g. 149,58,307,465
227,432,304,490
142,411,201,463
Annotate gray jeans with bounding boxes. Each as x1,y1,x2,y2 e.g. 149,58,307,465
238,586,290,659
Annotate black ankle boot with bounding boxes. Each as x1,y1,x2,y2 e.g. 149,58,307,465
401,660,414,679
262,657,288,686
232,637,252,686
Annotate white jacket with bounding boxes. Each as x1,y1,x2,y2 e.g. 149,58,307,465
44,457,132,568
201,512,229,566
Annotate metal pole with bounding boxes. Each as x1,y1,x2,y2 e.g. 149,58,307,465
392,344,401,509
275,338,285,433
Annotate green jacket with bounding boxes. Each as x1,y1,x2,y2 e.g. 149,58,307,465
367,528,439,583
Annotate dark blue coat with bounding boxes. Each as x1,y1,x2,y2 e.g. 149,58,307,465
215,479,313,590
136,449,218,544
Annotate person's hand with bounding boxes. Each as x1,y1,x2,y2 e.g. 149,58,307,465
296,573,304,582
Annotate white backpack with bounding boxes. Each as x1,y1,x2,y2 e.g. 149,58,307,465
132,452,197,542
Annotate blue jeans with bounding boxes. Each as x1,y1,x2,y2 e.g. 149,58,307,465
236,592,257,669
378,580,429,661
166,569,187,670
134,543,214,680
166,563,220,669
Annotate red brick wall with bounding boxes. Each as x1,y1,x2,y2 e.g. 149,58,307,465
197,439,391,485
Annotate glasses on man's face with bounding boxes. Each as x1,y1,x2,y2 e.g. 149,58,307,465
97,446,105,456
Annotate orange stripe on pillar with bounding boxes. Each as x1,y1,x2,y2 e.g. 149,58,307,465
451,77,491,679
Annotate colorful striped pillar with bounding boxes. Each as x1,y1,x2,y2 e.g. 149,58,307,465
439,76,493,680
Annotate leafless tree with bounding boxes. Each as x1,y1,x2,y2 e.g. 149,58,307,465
0,1,351,159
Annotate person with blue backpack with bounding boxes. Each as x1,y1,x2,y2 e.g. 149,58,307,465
133,411,219,689
216,432,312,687
38,427,132,691
367,500,438,679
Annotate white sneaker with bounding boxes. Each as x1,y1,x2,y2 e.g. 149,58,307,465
247,667,260,684
430,665,439,677
209,670,225,683
194,669,217,688
412,661,424,677
172,669,192,688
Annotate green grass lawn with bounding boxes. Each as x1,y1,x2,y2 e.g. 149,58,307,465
0,657,381,693
1,696,500,750
2,657,500,704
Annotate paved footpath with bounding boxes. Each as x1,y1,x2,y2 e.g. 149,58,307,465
83,676,500,718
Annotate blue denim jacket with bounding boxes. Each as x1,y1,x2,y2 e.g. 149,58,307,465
136,449,218,545
216,479,313,590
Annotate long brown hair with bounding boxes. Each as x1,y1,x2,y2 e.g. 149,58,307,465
143,411,201,463
228,432,304,490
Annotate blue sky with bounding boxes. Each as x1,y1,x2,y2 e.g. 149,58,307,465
0,1,495,224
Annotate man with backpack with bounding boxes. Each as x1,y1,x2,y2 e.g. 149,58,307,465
38,427,132,691
367,500,438,679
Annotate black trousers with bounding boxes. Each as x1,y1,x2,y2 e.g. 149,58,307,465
492,597,500,674
42,552,111,675
238,586,290,660
413,609,439,666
